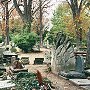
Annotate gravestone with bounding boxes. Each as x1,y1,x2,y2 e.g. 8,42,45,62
69,79,90,86
75,55,84,73
34,58,44,64
51,32,86,78
59,55,85,78
52,32,75,74
20,57,29,65
44,51,51,64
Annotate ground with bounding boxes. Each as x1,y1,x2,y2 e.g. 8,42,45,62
18,48,85,90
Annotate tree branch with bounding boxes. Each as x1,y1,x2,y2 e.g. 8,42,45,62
13,0,24,18
79,0,84,13
9,7,15,16
24,0,27,17
66,0,71,8
32,0,52,15
42,0,51,7
27,0,32,21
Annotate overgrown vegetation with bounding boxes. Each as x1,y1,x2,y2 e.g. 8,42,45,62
13,72,52,90
0,36,2,43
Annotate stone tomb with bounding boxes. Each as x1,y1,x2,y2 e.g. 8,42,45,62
0,80,15,89
34,58,44,64
69,79,90,86
52,32,86,78
69,79,90,90
81,86,90,90
60,55,85,78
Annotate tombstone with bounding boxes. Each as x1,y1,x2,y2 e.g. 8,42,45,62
51,32,86,78
75,55,84,73
44,51,51,64
34,58,44,64
59,52,86,78
20,57,29,65
11,56,16,64
52,32,75,74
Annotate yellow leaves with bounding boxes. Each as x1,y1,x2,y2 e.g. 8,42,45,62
9,17,23,31
63,12,90,39
74,15,83,24
1,19,6,36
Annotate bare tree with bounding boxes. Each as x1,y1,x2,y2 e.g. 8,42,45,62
33,0,52,46
13,0,32,32
0,0,14,45
13,0,52,45
0,0,10,45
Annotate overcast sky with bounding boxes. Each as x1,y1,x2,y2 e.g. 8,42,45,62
47,0,66,18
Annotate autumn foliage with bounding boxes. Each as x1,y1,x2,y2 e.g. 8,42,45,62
36,70,43,85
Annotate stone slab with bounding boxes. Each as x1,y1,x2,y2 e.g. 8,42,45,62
0,80,15,89
85,69,90,72
69,79,90,86
81,86,90,90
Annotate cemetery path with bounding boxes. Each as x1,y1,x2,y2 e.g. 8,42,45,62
19,48,85,90
25,65,85,90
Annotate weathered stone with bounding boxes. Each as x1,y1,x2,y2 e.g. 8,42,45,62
69,79,90,86
44,51,51,64
51,32,75,74
75,55,84,73
81,86,90,90
60,71,85,79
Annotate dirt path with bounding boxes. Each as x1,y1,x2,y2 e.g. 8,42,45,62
25,65,84,90
18,48,49,64
19,48,85,90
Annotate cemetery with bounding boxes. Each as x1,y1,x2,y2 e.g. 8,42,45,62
0,0,90,90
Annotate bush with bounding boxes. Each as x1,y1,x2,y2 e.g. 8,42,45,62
10,47,17,52
0,36,2,43
13,32,39,52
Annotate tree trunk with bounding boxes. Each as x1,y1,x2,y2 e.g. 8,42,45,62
5,1,9,45
39,0,43,46
13,0,32,32
2,6,5,43
75,21,82,50
66,0,83,50
87,28,90,68
27,0,32,32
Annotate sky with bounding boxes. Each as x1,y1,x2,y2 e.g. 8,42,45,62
48,0,65,18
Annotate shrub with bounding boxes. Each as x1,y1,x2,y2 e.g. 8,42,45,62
10,47,17,52
0,36,2,43
13,32,39,52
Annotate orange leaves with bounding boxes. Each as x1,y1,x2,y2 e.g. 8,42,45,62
36,70,43,85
